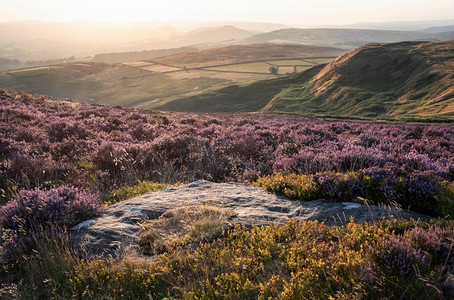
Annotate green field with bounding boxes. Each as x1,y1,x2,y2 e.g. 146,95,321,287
204,62,272,73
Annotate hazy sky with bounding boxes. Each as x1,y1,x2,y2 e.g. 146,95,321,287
2,0,454,25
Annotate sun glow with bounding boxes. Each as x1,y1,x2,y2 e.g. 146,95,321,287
1,0,453,25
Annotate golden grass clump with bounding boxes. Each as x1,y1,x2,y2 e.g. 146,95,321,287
137,205,236,255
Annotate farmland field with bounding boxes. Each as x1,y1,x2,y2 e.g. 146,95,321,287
122,61,155,67
204,62,272,73
295,65,313,72
0,57,336,109
140,64,181,72
277,66,296,74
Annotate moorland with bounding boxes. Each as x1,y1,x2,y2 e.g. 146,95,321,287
0,88,453,298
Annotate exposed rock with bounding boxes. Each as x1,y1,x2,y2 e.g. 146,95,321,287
71,180,430,257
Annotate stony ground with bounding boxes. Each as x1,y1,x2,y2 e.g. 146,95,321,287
71,180,430,257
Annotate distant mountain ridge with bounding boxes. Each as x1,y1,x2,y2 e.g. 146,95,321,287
240,28,454,49
422,25,454,33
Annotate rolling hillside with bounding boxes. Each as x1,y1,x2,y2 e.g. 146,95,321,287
0,44,344,108
168,40,454,121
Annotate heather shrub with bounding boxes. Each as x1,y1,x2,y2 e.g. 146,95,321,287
0,186,102,231
406,225,454,269
1,89,453,212
369,235,430,278
0,228,78,298
314,171,365,201
0,186,102,264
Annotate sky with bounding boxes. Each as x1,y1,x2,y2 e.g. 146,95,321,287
1,0,454,26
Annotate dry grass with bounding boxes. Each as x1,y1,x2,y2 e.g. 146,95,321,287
137,205,236,255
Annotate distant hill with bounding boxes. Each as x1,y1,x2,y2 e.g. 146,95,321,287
151,44,346,68
335,19,454,31
92,47,197,63
167,40,454,121
422,25,454,33
175,25,254,45
241,28,451,49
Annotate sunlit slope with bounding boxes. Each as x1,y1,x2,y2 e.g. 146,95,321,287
263,40,454,120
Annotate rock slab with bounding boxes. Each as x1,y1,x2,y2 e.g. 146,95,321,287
71,180,430,256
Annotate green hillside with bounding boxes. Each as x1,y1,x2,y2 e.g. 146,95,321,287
263,40,454,121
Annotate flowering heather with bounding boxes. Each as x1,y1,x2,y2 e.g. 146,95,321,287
0,186,102,231
0,186,102,264
0,89,453,213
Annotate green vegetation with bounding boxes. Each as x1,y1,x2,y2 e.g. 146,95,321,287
302,58,337,64
175,40,454,120
101,181,175,205
4,218,453,299
254,172,454,218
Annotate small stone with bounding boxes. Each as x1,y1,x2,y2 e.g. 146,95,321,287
342,202,361,210
71,219,95,230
